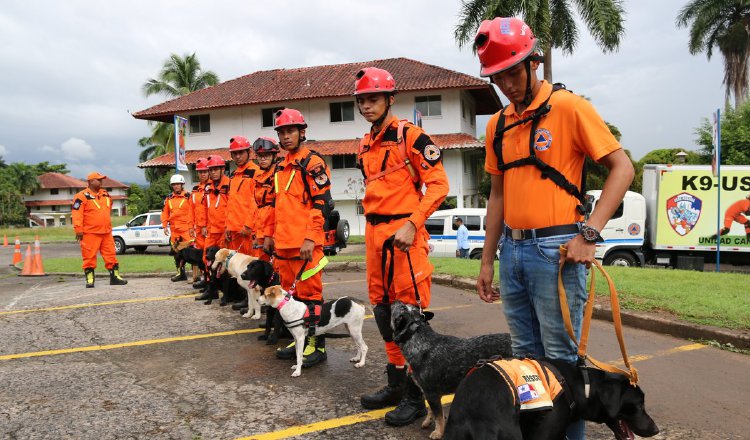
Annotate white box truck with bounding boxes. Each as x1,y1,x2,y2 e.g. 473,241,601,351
590,164,750,267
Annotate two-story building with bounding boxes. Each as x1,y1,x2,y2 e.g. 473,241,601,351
135,57,501,235
23,172,129,227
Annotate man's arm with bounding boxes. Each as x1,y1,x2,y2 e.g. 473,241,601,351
477,174,504,303
564,149,634,265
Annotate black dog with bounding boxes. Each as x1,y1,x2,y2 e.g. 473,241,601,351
179,246,206,272
240,259,290,345
443,357,659,440
390,301,513,439
201,246,244,306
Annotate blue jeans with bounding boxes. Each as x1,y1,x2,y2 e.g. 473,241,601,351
498,232,587,440
457,248,469,259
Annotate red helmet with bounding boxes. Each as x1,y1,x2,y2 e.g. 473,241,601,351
274,108,307,129
195,157,209,171
474,17,538,77
229,135,251,151
354,67,396,95
206,155,226,168
253,136,280,153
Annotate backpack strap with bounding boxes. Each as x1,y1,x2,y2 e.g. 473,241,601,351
362,120,420,188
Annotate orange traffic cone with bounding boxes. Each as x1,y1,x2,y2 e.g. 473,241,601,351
3,234,7,247
19,245,36,276
11,237,22,265
32,235,45,276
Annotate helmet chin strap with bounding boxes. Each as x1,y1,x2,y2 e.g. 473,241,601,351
522,59,533,106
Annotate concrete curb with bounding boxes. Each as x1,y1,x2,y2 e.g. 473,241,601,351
46,261,750,350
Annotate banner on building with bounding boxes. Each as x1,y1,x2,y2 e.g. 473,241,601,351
174,115,188,171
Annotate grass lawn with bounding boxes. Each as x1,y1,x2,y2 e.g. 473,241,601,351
1,216,130,243
37,253,749,330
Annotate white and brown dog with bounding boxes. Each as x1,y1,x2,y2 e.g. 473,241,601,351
211,248,262,319
259,284,368,377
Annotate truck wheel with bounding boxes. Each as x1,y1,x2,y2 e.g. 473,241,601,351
114,237,126,255
469,249,482,260
133,246,148,254
336,220,350,243
604,251,637,267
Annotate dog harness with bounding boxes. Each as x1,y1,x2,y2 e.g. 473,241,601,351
278,291,322,331
484,359,565,412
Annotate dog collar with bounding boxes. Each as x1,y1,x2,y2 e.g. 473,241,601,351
277,292,293,311
226,251,237,264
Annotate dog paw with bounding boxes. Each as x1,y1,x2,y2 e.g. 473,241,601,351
421,416,434,429
241,313,251,318
349,356,360,363
354,361,365,368
428,431,443,440
251,313,261,320
291,367,301,377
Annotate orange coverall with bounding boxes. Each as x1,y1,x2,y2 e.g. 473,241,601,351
191,183,207,249
724,199,750,233
358,115,449,365
162,190,193,247
249,165,276,260
204,175,231,258
72,188,119,270
226,162,260,253
264,146,331,302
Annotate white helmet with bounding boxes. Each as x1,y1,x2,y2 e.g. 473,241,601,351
170,174,186,185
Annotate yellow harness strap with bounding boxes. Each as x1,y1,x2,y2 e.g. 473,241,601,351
558,246,639,386
300,256,328,281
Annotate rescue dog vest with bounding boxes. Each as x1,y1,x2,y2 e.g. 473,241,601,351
487,359,563,412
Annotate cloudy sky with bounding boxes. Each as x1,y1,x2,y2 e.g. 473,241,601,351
0,0,725,184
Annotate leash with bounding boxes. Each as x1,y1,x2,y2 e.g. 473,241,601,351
381,235,421,309
558,246,639,386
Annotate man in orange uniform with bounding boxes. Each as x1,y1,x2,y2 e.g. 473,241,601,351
162,174,193,282
264,108,333,367
354,67,449,426
226,136,260,254
190,157,210,287
713,194,750,239
474,18,634,440
72,172,128,288
195,155,231,303
249,137,281,261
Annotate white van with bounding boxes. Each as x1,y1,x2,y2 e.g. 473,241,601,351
425,208,488,259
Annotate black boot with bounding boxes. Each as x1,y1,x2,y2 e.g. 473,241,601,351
171,265,187,282
276,340,299,360
384,374,427,426
195,284,218,302
109,264,128,285
361,364,407,409
84,268,95,288
193,279,207,289
232,296,249,310
302,335,327,368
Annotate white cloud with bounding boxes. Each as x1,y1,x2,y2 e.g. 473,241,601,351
60,137,94,161
40,145,58,154
0,144,7,157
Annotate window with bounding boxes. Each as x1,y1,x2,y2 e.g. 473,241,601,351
106,188,112,192
415,95,442,117
461,99,466,119
149,214,162,226
611,202,624,220
189,114,210,133
51,205,58,211
50,188,59,195
332,154,357,169
330,102,355,123
425,218,446,236
262,107,284,128
452,215,482,231
129,215,146,227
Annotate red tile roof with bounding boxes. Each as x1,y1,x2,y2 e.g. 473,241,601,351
138,133,482,168
24,196,127,207
36,172,129,189
133,57,501,122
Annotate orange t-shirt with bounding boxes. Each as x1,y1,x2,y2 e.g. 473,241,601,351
485,81,621,229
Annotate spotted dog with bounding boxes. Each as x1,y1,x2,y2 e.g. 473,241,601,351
211,248,262,318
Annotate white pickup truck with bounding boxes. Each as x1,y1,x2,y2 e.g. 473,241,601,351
111,211,170,254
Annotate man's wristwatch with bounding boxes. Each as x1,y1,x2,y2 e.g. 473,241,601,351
580,225,604,243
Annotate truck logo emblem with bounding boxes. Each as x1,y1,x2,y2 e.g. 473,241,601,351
666,192,702,236
628,223,640,235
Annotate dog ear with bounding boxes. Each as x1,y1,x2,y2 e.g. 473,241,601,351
392,314,408,333
422,311,434,322
598,377,625,419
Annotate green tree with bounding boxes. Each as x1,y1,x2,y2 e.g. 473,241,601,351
454,0,626,82
143,174,172,212
125,183,148,216
7,163,40,195
140,53,219,183
695,101,750,165
33,161,69,174
676,1,750,109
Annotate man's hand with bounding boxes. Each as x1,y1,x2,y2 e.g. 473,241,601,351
189,228,195,238
300,238,315,261
477,261,500,303
241,226,253,237
263,236,275,255
75,232,83,241
393,221,417,253
562,234,596,268
225,230,232,242
164,228,170,237
201,227,207,237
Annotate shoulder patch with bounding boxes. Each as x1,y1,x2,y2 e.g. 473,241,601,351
422,144,442,166
72,199,82,210
243,169,256,178
310,165,330,188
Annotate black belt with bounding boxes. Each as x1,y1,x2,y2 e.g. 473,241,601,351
366,213,410,225
504,224,580,240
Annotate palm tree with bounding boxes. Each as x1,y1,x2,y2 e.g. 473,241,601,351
676,1,750,109
139,53,219,182
454,0,626,82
